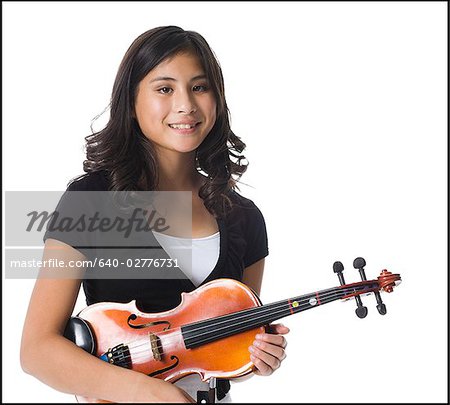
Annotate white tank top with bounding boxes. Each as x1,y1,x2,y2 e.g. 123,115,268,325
152,231,220,287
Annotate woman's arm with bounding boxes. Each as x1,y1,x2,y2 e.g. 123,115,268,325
20,238,194,403
242,259,289,376
242,258,265,295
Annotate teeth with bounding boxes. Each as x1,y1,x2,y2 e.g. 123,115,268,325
169,123,196,129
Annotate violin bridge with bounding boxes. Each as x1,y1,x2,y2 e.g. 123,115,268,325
149,333,162,361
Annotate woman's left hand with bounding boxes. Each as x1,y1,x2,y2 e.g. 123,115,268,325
249,323,290,376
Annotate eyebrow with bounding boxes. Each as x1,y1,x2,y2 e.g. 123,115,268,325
150,74,207,83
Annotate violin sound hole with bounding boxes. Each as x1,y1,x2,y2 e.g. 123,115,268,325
127,314,171,330
148,355,180,377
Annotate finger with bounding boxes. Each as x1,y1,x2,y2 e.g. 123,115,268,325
250,354,273,376
267,323,290,334
252,339,287,360
255,333,288,349
249,344,283,371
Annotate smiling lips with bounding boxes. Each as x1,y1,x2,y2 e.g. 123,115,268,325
168,122,201,134
168,122,200,129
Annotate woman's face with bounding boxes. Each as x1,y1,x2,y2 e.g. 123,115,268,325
134,51,217,156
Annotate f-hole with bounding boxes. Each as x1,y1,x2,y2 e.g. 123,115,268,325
148,355,180,377
127,314,171,330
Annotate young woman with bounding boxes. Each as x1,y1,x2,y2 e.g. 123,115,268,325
20,26,289,403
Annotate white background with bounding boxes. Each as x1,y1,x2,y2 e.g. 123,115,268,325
2,1,447,403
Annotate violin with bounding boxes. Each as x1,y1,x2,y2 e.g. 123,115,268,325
64,259,401,403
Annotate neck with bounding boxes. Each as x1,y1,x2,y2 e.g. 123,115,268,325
181,280,381,349
155,149,201,191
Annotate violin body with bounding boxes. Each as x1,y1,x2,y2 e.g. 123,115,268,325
71,279,265,402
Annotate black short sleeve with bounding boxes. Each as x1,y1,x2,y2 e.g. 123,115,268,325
242,201,269,268
43,171,110,258
43,195,94,259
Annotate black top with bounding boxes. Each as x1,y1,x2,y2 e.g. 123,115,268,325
44,170,268,313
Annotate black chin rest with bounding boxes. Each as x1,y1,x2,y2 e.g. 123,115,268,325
63,316,96,354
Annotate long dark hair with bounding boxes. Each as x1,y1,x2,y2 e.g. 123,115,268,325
75,26,247,218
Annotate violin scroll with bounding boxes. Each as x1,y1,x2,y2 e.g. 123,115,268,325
377,269,402,293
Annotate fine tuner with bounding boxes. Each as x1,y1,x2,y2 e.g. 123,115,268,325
333,257,395,318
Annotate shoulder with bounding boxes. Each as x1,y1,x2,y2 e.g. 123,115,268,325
228,190,266,225
229,189,263,210
66,170,111,191
227,190,269,267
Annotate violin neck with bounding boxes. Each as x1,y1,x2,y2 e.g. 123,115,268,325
182,280,380,349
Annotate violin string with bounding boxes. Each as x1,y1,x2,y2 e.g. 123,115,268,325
104,281,378,367
122,284,375,363
109,286,362,363
124,288,340,348
178,283,375,345
124,293,348,364
115,285,369,362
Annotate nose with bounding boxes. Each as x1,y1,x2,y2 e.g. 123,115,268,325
174,90,197,114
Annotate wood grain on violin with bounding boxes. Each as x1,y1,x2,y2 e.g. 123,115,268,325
65,270,401,403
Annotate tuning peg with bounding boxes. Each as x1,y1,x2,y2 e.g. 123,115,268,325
374,292,387,315
333,261,346,285
353,257,386,315
333,261,367,318
353,257,367,280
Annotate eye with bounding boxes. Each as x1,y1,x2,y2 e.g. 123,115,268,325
193,85,209,92
158,87,173,94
